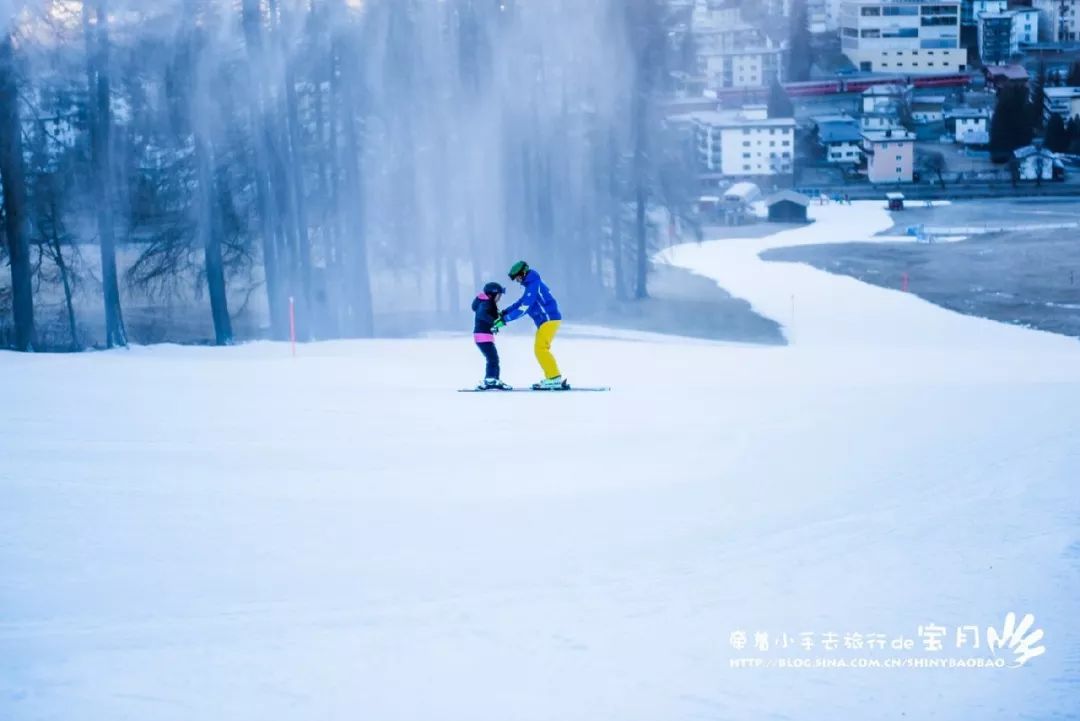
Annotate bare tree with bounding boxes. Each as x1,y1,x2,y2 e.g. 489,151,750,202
84,0,126,347
0,31,35,351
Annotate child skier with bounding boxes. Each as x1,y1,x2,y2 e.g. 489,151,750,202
472,282,513,391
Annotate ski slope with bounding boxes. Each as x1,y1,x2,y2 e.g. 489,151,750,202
3,201,1080,720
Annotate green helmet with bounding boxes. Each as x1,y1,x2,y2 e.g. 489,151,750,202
508,260,530,280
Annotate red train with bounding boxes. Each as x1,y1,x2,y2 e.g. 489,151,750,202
709,72,974,103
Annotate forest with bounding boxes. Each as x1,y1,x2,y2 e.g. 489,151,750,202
0,0,695,351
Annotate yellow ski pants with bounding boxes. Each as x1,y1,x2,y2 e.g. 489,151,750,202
534,320,562,379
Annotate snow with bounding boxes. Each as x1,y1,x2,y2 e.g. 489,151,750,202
3,201,1080,720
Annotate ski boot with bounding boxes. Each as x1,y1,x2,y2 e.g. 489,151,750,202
478,378,513,391
532,375,570,391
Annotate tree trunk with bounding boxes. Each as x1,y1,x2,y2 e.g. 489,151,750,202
195,135,233,344
242,0,288,340
337,38,374,337
85,0,127,348
48,195,80,349
0,34,35,351
280,3,313,339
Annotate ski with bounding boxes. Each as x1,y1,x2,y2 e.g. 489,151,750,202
458,387,611,393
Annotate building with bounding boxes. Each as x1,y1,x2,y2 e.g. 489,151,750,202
692,4,785,90
862,127,916,183
840,0,966,73
862,83,912,114
977,8,1040,63
961,0,1008,26
690,0,742,31
814,116,865,162
1044,86,1080,122
946,106,991,144
697,45,785,89
983,63,1030,92
911,94,946,122
1032,0,1079,42
766,191,811,222
1013,145,1063,180
691,106,796,178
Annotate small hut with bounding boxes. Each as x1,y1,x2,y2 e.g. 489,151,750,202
886,192,905,211
765,190,810,223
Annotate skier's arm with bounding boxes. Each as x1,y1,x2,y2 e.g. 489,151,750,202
501,281,537,323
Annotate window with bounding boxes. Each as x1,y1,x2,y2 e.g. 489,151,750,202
743,165,751,171
782,140,791,146
896,167,903,174
861,6,881,16
896,155,903,161
743,152,751,159
743,141,751,147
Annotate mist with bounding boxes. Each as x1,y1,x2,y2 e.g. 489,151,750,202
0,0,688,349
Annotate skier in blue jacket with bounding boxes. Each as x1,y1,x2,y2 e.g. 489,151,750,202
493,260,568,390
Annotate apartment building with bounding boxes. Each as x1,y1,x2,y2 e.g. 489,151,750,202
1044,86,1080,123
1032,0,1079,42
840,0,966,73
862,127,916,183
976,8,1039,63
693,106,797,178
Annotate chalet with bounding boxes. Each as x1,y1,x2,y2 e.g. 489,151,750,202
765,191,810,223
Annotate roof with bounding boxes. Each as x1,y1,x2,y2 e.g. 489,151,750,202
885,192,905,200
946,107,992,119
818,122,863,144
688,110,796,129
863,84,909,97
912,95,947,106
724,182,762,200
863,129,915,142
1014,145,1056,159
1044,86,1080,99
984,64,1029,81
766,190,810,207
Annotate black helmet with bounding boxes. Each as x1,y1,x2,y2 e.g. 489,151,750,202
508,260,529,281
483,282,506,297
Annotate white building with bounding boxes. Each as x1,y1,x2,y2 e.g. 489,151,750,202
697,45,785,89
692,106,796,178
946,107,991,144
1032,0,1079,42
690,0,742,31
692,6,786,89
911,95,946,123
840,0,966,73
815,117,865,163
1044,86,1080,123
1013,145,1061,181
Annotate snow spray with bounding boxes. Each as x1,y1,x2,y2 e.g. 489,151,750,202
289,297,296,357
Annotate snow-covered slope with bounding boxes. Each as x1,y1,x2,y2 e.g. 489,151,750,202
2,201,1079,720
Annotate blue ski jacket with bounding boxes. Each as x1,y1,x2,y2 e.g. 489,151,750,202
501,269,562,328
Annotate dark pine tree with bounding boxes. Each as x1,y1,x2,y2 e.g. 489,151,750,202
787,0,812,82
989,85,1033,159
1030,61,1047,131
1044,113,1070,153
1067,61,1080,87
767,77,794,118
